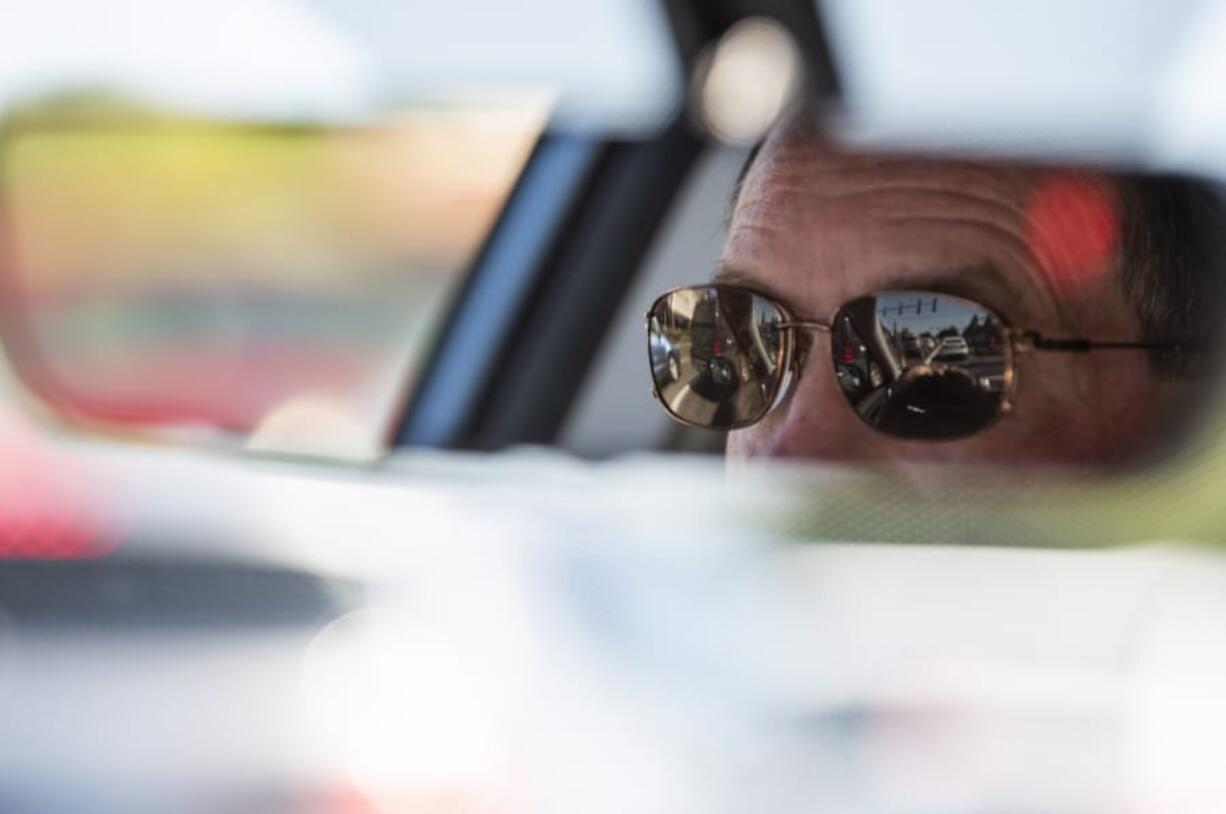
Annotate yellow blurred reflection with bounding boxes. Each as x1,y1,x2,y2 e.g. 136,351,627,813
0,99,546,455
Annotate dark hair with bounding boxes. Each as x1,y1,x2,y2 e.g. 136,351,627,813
1119,175,1226,378
726,140,764,229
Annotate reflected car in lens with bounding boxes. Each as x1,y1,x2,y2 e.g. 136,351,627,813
936,336,971,362
901,334,923,359
648,315,684,383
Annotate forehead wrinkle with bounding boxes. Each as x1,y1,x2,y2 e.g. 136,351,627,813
731,151,1095,332
723,215,845,293
733,184,1043,284
857,211,1069,328
828,184,1030,224
746,140,1034,199
738,162,1034,230
791,164,1033,207
735,148,1034,233
878,213,1042,279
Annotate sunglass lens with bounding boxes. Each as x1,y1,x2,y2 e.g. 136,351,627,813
831,291,1011,439
648,286,788,429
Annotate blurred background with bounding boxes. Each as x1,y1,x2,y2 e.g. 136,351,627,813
0,0,565,455
2,1,1226,813
2,104,541,448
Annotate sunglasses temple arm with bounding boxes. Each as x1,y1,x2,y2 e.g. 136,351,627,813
1015,331,1204,353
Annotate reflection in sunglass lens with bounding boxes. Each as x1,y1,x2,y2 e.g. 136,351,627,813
831,291,1011,439
648,286,788,429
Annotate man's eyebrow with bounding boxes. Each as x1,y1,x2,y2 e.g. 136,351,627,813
712,263,754,287
712,263,788,299
711,263,813,313
714,261,1033,322
884,263,1032,320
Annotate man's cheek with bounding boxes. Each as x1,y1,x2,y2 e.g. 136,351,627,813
726,410,790,461
1003,354,1128,463
725,374,878,462
725,428,755,461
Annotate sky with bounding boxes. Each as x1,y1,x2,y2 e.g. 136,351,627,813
873,293,993,336
0,0,677,130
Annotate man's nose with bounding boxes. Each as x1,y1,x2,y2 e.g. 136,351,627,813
729,355,885,461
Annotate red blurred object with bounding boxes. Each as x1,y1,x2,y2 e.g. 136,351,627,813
311,783,380,814
0,411,119,558
1025,172,1120,298
6,340,364,433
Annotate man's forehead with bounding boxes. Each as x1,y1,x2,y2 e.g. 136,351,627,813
734,124,1037,223
726,129,1039,291
724,117,1124,320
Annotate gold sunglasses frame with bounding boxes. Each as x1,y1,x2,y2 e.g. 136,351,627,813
646,283,1021,436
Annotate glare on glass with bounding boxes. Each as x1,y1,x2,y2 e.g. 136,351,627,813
647,286,1014,440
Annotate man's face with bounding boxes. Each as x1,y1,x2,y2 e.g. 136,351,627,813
722,116,1164,466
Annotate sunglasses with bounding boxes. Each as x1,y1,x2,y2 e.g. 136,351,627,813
646,284,1189,440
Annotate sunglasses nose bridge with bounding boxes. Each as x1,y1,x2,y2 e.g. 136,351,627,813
785,318,827,363
778,319,831,332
